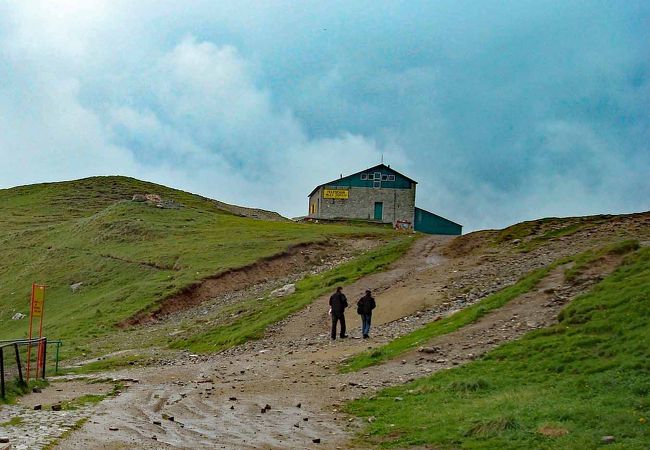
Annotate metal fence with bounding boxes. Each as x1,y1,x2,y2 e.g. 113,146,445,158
0,338,62,399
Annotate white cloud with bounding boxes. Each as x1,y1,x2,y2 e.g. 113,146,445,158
105,38,406,214
151,38,304,168
0,73,137,184
3,0,113,68
0,3,402,216
0,2,647,230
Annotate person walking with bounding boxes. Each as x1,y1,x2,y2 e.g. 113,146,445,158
329,286,348,339
357,289,376,338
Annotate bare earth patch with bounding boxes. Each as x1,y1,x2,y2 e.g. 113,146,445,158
537,424,570,437
123,238,380,326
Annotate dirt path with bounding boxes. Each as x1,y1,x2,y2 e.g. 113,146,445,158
271,235,453,341
48,236,450,449
4,234,623,449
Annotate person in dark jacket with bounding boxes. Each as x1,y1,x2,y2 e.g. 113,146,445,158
357,289,376,338
329,286,348,339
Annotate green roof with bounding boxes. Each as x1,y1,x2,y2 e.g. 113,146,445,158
308,164,417,197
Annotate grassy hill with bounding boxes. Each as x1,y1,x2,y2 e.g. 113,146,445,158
0,176,395,357
342,212,650,449
347,246,650,449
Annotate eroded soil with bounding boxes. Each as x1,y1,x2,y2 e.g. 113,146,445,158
125,238,380,326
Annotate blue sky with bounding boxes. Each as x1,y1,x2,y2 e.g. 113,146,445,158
0,1,648,230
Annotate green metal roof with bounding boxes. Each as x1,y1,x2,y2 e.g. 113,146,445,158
307,164,417,197
414,207,463,235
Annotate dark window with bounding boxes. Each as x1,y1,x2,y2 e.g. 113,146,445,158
374,171,381,179
367,173,374,180
388,174,395,181
381,174,389,181
373,180,381,188
360,173,368,180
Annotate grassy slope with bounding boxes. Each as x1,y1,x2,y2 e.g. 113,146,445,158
346,247,650,449
342,240,640,372
0,378,47,405
0,176,392,357
492,214,617,253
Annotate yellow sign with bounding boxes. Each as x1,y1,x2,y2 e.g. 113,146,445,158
32,285,45,317
323,189,349,199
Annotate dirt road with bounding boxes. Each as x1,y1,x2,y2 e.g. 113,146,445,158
45,232,621,450
54,235,453,449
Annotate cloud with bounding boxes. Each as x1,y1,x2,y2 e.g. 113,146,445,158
106,37,403,213
0,67,137,185
0,1,648,230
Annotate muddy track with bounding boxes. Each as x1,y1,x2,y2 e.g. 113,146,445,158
267,235,453,342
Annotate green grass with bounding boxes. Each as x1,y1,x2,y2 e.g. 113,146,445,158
58,382,123,410
63,354,144,374
518,222,586,252
0,176,393,358
493,215,614,252
0,379,48,405
170,236,416,353
494,218,552,243
0,416,24,427
564,239,640,282
346,247,650,449
59,394,106,410
341,264,554,372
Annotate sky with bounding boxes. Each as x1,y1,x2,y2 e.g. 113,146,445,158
0,1,648,231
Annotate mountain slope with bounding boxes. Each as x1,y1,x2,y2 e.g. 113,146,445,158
49,211,649,449
0,176,392,355
347,245,650,449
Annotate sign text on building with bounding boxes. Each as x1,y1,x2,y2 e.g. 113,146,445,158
323,189,349,199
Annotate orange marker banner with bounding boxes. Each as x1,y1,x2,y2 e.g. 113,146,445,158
27,284,46,382
32,285,45,317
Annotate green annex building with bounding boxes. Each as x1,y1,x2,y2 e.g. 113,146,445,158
307,164,462,235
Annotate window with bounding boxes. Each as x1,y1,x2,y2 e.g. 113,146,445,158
367,173,374,180
373,180,381,188
381,174,389,181
388,175,395,181
360,173,368,180
374,172,381,180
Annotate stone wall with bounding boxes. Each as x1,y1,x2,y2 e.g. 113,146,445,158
311,185,415,224
308,191,320,216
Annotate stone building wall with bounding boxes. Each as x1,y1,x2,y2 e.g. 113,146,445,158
312,185,415,224
308,191,320,216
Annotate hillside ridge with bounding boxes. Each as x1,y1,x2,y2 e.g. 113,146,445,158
0,175,286,222
0,175,395,358
46,210,650,449
1,177,649,449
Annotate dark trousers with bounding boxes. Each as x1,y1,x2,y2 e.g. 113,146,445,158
331,313,346,338
361,313,372,336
